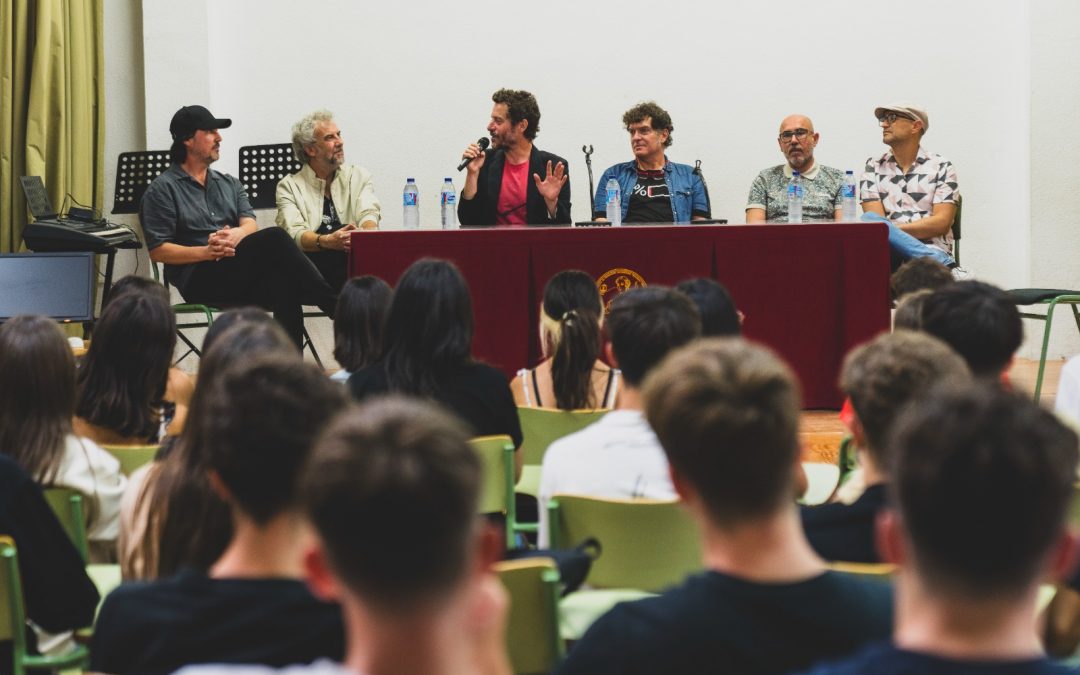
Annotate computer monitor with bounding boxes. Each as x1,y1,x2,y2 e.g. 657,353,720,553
0,252,95,323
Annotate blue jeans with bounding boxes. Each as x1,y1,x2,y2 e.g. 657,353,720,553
860,213,956,267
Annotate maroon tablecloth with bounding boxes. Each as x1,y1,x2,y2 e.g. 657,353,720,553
349,223,890,408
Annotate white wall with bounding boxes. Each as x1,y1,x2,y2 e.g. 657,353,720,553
115,0,1080,361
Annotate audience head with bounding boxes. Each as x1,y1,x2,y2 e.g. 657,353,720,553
920,280,1022,379
75,278,176,442
890,257,954,301
105,274,169,306
491,88,540,141
201,353,347,525
606,287,701,387
675,278,741,337
381,258,474,396
540,270,604,409
644,339,801,528
0,315,74,483
333,276,393,374
148,315,297,578
892,289,933,331
302,396,482,614
840,331,969,469
887,384,1078,601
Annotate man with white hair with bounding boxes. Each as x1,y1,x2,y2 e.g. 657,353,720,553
276,110,381,291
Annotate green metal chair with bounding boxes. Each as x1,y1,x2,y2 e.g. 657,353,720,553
547,495,701,592
1006,289,1080,401
41,488,89,564
495,557,564,675
0,536,90,675
470,435,518,549
102,444,159,477
517,407,608,467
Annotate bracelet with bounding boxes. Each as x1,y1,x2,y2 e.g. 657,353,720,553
315,235,323,250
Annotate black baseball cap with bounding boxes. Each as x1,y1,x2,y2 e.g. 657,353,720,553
170,105,232,141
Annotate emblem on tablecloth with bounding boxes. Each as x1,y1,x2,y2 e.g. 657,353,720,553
597,268,647,313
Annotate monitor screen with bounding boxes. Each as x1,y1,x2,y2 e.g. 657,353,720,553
0,252,95,322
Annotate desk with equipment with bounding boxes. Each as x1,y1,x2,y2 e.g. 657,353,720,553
349,222,890,409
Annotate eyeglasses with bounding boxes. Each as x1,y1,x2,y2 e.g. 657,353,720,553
778,128,811,142
876,112,913,125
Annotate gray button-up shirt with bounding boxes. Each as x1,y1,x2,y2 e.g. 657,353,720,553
140,164,255,289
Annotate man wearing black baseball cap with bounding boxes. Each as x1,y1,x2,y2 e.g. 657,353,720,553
140,104,336,347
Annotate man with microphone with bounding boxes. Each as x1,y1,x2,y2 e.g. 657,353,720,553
458,88,572,226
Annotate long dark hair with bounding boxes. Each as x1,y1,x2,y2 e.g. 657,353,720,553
140,312,296,578
675,278,741,337
0,316,75,484
381,259,474,396
541,270,603,409
333,276,392,373
76,280,176,441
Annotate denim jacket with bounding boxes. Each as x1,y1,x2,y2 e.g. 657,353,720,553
592,158,710,223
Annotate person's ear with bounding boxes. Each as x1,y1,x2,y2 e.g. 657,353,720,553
304,541,343,602
604,341,619,368
875,509,906,565
1049,529,1080,584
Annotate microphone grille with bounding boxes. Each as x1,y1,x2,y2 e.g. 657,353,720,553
478,137,490,150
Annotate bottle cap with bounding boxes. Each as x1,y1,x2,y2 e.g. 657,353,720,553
444,177,452,181
845,170,853,175
793,171,800,176
406,177,415,182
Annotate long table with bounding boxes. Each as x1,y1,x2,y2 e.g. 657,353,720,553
349,223,890,408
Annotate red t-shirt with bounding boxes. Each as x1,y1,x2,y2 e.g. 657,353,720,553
496,159,529,226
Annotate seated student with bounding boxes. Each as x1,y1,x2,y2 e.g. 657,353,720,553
675,277,742,336
889,256,953,302
537,287,701,546
330,275,392,383
74,278,186,445
799,385,1079,674
801,331,969,563
512,270,620,409
892,288,933,331
119,312,297,581
349,259,522,461
92,354,348,673
557,339,892,675
921,280,1023,383
0,453,99,664
176,396,513,675
0,315,127,555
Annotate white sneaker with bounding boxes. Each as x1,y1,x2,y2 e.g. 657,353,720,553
951,265,973,281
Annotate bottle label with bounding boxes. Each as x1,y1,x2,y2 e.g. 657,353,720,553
607,188,619,203
441,192,456,206
788,185,803,198
403,193,418,207
842,184,856,199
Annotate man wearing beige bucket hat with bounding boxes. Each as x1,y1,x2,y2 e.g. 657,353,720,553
859,103,969,279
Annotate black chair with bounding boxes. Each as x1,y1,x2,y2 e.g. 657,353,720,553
114,151,219,364
239,143,326,367
238,143,301,209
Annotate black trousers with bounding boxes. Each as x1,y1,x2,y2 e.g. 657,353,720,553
306,250,348,294
176,228,336,348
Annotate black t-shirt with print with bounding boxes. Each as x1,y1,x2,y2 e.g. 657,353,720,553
625,169,674,223
318,196,342,234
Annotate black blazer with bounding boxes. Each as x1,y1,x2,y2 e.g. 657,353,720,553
458,145,572,226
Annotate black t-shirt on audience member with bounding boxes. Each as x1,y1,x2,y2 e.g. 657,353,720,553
0,454,98,672
555,569,893,675
794,641,1078,674
348,361,523,448
89,569,345,674
801,483,888,563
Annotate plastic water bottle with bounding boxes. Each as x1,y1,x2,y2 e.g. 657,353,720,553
440,178,457,230
403,178,419,230
841,170,857,222
605,178,622,227
787,171,804,224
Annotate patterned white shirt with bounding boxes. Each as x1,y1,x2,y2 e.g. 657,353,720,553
860,147,959,255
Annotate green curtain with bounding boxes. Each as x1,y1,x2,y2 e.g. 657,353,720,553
1,0,104,253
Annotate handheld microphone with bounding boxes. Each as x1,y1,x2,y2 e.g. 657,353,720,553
457,137,490,171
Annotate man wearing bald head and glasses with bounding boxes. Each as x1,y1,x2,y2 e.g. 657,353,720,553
745,114,845,223
860,103,967,277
